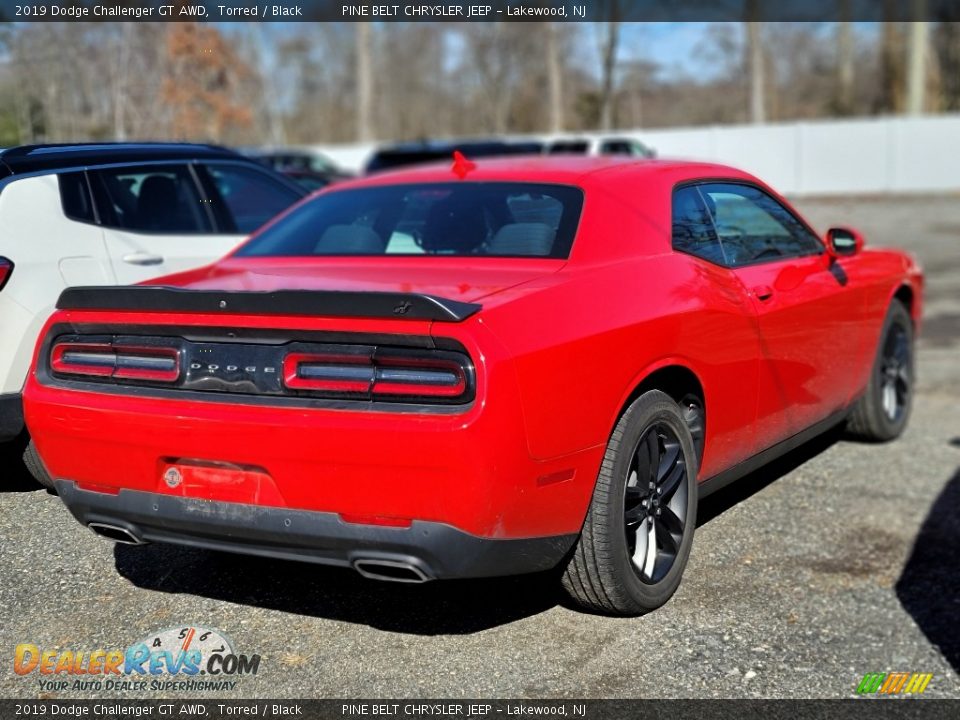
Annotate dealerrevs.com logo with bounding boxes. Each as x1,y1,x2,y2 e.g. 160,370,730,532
14,625,261,693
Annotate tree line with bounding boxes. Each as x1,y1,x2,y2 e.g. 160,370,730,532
0,20,958,148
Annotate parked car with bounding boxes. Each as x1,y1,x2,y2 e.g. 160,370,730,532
365,139,543,173
23,157,921,615
273,168,340,193
0,143,306,448
547,136,656,158
242,147,352,190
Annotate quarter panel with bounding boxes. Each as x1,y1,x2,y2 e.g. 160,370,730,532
481,253,763,480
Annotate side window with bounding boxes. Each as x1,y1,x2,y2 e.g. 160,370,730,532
88,165,212,234
547,141,589,155
697,183,822,266
600,140,633,155
671,186,726,265
200,163,303,235
59,172,96,224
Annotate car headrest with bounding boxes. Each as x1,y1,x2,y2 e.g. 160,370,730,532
314,224,385,255
136,176,179,230
421,200,488,253
487,223,556,256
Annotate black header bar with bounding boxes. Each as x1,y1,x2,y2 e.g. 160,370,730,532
3,0,960,23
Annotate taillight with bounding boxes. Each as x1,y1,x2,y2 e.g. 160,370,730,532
51,342,180,383
283,351,373,395
371,353,467,398
283,348,472,404
0,257,12,291
43,330,474,407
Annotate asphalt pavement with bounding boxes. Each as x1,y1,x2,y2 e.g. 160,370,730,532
1,194,958,699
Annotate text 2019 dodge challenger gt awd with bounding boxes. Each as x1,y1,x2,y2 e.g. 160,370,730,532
22,157,922,615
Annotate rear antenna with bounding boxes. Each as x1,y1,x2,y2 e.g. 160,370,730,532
451,150,476,179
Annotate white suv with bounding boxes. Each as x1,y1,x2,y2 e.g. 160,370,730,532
0,143,305,444
545,136,656,158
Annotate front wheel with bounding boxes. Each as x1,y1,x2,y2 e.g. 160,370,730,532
561,390,698,616
846,299,914,442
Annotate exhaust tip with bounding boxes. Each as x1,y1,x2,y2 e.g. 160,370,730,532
88,522,145,545
353,558,431,583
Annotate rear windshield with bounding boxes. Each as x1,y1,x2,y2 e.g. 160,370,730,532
236,182,584,259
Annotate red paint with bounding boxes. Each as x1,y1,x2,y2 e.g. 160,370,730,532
23,158,923,543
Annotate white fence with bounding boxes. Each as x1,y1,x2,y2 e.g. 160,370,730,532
313,114,960,197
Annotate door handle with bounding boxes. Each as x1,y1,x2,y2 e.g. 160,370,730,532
122,253,164,267
752,285,774,301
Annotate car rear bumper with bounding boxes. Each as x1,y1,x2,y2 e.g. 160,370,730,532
0,392,23,442
26,377,603,539
56,481,577,581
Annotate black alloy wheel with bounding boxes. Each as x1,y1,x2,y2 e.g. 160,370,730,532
624,423,689,584
879,322,911,423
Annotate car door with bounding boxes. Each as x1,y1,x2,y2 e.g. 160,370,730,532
697,182,866,443
671,185,762,472
89,163,245,285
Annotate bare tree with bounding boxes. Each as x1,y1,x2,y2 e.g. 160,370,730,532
597,12,620,130
906,0,930,114
835,1,855,115
462,24,529,134
745,0,766,123
249,24,287,145
111,24,133,140
934,14,960,110
880,2,906,112
355,22,374,141
545,22,564,132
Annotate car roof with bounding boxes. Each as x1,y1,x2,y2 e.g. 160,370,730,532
0,142,243,175
342,155,755,189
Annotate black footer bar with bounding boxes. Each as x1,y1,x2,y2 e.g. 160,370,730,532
1,699,957,720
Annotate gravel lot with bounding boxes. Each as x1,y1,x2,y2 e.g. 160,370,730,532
1,194,958,699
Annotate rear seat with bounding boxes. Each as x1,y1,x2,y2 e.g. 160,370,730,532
314,224,385,254
487,222,556,256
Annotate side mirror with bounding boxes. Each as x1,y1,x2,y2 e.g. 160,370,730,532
826,226,864,257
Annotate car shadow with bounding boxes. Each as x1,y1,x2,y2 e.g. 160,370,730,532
114,542,562,635
113,424,854,632
696,423,846,527
0,432,47,493
895,467,960,673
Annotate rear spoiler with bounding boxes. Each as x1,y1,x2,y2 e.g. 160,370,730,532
56,287,482,323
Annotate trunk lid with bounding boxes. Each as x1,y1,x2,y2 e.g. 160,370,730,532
158,256,565,307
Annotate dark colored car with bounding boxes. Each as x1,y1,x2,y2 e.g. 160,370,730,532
243,148,352,190
365,139,544,173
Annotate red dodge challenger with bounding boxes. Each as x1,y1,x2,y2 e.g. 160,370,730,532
23,157,922,615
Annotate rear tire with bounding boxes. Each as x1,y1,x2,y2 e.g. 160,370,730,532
561,390,698,616
23,439,55,490
847,300,914,442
